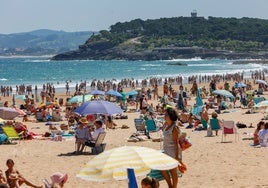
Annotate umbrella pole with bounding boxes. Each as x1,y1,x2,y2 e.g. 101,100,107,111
127,168,138,188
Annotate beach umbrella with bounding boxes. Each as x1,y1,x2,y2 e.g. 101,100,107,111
191,88,204,116
14,108,26,116
212,89,235,99
255,80,268,86
106,90,122,97
234,82,246,88
77,146,178,187
254,100,268,108
126,90,138,96
68,94,93,104
74,100,123,116
15,95,26,101
196,88,203,106
90,90,105,95
0,107,20,120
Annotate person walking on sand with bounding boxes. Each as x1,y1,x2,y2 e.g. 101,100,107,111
5,159,42,188
161,107,183,188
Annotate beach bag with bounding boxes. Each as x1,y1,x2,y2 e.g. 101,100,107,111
178,134,192,151
236,122,247,128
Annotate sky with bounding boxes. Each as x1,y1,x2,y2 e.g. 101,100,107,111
1,0,268,34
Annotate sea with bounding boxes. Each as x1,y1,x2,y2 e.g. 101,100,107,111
0,56,267,92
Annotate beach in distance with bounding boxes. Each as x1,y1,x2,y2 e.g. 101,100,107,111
0,57,268,188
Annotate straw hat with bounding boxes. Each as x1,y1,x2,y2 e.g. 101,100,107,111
50,172,68,186
79,117,88,124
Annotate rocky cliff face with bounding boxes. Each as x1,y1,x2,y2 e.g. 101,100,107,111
51,42,268,61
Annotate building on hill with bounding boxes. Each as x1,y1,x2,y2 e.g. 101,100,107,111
191,10,197,17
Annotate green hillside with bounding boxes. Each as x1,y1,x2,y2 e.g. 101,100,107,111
0,29,94,56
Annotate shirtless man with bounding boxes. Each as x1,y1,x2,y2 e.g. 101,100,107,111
200,104,210,129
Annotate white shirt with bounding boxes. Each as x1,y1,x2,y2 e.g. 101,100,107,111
91,128,104,141
258,129,268,147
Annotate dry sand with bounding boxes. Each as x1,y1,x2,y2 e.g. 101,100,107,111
0,81,268,188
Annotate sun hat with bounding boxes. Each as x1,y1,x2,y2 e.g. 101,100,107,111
79,117,88,124
50,172,68,185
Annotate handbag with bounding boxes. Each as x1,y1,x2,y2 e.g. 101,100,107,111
178,136,192,151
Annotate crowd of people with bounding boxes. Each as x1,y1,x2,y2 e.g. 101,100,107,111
1,70,268,187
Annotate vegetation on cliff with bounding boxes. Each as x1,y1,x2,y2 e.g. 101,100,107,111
52,16,268,60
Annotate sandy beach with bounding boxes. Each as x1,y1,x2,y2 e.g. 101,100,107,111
0,80,268,188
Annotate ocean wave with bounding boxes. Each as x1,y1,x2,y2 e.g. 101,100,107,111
187,64,215,67
24,59,51,63
164,57,203,62
141,64,162,67
0,78,7,81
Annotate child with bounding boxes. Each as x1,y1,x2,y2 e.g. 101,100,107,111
141,177,159,188
253,121,264,146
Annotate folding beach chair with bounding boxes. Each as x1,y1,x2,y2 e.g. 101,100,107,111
134,118,146,135
2,125,24,143
221,120,238,142
145,119,160,135
84,132,106,154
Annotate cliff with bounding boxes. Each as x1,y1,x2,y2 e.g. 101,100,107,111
51,43,268,61
51,16,268,61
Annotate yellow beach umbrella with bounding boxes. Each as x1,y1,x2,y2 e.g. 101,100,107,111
77,146,178,182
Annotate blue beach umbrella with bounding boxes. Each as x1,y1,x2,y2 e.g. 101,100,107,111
90,90,105,95
191,88,203,116
106,90,122,97
234,82,246,88
74,100,123,116
196,88,203,106
126,90,138,96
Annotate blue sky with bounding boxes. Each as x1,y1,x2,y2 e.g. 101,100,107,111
1,0,268,34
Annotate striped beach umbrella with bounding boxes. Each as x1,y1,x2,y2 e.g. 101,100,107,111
0,107,20,120
77,146,178,184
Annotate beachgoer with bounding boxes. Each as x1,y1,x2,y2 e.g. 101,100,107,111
74,117,90,154
200,104,209,129
211,112,222,136
161,107,182,188
85,120,105,147
153,84,158,100
258,122,268,147
163,82,169,96
141,176,159,188
253,121,265,146
50,172,68,188
106,116,117,129
5,159,42,188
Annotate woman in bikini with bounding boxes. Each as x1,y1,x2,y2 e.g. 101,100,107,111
5,159,42,188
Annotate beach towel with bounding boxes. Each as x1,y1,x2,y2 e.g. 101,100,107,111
0,133,7,144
